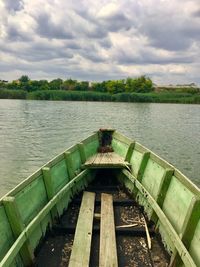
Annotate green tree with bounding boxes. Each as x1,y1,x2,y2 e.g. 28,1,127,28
125,76,153,93
38,80,49,90
140,78,153,93
61,79,77,90
91,81,107,92
6,81,20,90
106,80,125,94
19,75,30,83
28,80,49,91
49,78,63,90
76,81,89,91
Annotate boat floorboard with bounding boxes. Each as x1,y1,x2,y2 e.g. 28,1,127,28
34,171,170,267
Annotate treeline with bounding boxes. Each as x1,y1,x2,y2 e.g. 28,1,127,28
0,75,153,94
0,75,200,103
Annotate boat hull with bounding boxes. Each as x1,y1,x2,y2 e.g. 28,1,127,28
0,130,199,267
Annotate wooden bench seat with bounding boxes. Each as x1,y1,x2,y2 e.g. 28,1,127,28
68,191,95,267
99,193,118,267
84,152,130,169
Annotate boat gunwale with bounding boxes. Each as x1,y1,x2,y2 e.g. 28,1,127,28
122,169,198,267
81,131,98,144
112,131,133,145
114,131,200,196
134,142,149,153
0,169,90,267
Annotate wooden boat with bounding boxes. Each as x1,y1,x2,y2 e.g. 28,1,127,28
0,129,199,267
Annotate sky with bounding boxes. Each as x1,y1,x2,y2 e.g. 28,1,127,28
0,0,200,84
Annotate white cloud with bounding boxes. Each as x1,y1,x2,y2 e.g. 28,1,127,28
97,3,119,18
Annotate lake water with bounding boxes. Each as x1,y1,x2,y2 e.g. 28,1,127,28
0,99,200,197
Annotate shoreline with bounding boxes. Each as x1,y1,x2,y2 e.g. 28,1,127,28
0,89,200,104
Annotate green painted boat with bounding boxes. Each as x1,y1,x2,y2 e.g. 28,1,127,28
0,129,199,267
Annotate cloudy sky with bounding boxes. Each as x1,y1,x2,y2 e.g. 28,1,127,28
0,0,200,84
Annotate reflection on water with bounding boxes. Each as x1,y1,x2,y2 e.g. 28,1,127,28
0,99,200,197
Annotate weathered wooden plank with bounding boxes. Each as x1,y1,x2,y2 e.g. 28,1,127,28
68,191,95,267
84,152,128,169
85,154,97,165
108,152,114,164
99,193,118,267
97,152,104,165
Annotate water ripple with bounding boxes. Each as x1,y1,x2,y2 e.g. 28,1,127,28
0,99,200,197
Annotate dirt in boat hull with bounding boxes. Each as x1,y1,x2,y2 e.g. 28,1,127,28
34,170,170,267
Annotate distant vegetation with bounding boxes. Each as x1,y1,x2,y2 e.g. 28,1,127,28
0,75,200,104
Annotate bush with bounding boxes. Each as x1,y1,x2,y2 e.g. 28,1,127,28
28,90,112,101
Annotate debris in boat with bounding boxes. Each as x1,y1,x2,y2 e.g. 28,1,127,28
118,236,152,266
60,236,73,267
150,236,170,267
116,223,138,229
126,219,141,224
118,189,127,198
142,214,152,250
119,205,142,226
94,213,101,220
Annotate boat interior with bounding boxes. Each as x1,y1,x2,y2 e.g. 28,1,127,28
34,169,170,267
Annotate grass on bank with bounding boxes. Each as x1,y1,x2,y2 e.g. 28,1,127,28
0,89,200,104
0,89,27,99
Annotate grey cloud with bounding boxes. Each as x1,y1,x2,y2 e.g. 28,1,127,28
81,51,106,63
36,13,74,40
100,13,132,32
75,9,97,25
183,22,200,39
139,18,192,51
132,2,200,52
69,9,108,39
114,48,194,65
0,62,14,72
82,26,107,39
78,8,132,33
24,49,73,62
146,24,200,52
193,9,200,17
4,0,24,12
99,38,112,49
78,8,131,32
65,42,81,50
0,41,74,62
6,25,32,42
149,33,191,51
72,42,108,63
